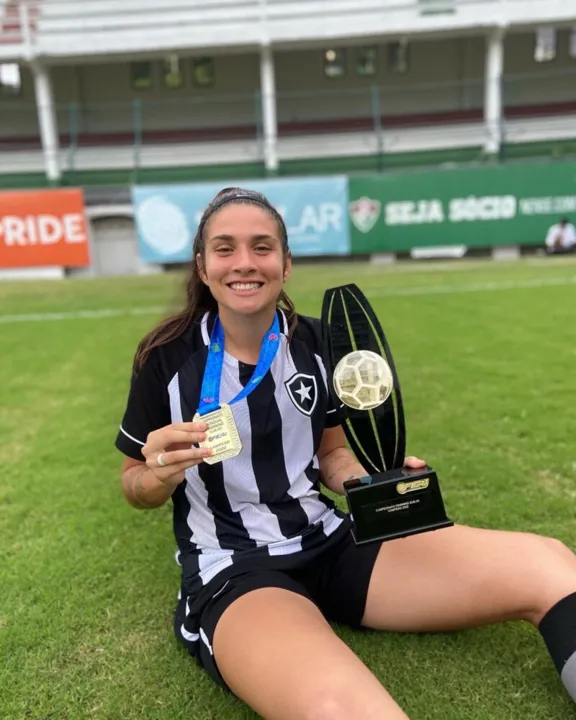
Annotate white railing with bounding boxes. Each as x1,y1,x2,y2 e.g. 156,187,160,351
1,0,576,61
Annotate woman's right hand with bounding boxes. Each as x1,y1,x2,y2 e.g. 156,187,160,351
142,421,213,487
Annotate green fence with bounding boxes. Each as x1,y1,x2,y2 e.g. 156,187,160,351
348,162,576,253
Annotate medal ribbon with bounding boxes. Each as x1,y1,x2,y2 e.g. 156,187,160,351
197,313,281,416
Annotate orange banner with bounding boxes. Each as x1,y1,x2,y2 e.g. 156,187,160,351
0,188,91,268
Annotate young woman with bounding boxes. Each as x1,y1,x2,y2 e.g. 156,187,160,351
116,187,576,720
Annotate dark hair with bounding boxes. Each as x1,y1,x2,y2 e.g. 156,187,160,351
133,187,297,372
560,217,570,225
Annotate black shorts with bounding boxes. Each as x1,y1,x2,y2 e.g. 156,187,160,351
174,529,382,691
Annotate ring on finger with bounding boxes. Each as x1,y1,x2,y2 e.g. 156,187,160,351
157,453,167,468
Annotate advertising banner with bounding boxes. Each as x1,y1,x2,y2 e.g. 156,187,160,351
348,163,576,253
132,176,350,263
0,188,90,268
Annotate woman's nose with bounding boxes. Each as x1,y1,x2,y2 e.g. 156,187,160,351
232,245,256,271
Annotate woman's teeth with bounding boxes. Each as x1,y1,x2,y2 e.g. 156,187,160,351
229,283,262,291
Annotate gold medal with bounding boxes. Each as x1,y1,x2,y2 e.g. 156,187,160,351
193,403,242,465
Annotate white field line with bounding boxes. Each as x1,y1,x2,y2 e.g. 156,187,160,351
0,306,166,324
364,274,576,298
1,275,575,325
303,256,576,275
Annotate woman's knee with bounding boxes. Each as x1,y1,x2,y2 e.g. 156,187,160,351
520,533,576,624
302,682,408,720
537,534,575,561
302,686,349,720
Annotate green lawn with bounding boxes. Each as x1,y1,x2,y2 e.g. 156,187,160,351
1,257,576,719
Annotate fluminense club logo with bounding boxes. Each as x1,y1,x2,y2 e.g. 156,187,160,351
349,197,382,233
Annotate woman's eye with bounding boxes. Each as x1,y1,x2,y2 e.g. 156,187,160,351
215,246,232,254
254,245,271,253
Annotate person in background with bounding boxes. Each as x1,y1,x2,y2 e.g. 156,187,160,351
545,217,576,254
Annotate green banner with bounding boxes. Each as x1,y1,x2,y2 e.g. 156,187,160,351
348,162,576,254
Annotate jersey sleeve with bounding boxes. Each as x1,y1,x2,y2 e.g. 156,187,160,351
114,351,171,462
323,372,346,428
305,316,346,429
324,392,346,428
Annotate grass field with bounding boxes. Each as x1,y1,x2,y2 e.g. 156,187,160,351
1,257,576,720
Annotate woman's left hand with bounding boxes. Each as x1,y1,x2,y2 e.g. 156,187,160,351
403,455,426,469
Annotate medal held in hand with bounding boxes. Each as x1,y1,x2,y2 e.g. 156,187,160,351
194,313,281,465
195,403,242,465
321,284,453,545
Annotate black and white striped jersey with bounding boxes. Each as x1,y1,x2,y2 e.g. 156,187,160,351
115,309,350,599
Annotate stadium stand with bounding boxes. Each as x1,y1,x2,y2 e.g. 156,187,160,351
0,0,575,187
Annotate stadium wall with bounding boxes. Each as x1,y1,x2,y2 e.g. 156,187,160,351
2,161,575,277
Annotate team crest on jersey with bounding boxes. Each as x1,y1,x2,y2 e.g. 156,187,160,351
285,373,318,416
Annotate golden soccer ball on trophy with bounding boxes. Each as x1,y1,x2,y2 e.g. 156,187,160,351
333,350,393,411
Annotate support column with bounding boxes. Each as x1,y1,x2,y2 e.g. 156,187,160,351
483,28,505,155
259,44,278,174
32,62,61,183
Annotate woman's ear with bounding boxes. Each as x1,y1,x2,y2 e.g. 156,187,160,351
283,251,293,282
196,253,208,285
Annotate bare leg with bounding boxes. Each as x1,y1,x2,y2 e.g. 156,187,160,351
539,535,576,573
212,587,410,720
362,524,576,632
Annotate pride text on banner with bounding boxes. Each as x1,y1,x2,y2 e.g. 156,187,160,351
0,189,90,269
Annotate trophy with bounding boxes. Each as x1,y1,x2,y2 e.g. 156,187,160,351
321,283,453,545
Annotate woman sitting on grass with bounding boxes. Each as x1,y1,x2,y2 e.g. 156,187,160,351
115,187,576,720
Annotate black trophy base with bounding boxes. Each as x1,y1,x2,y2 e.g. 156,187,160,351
343,465,453,545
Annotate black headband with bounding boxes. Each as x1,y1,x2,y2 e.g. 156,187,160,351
198,192,288,242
